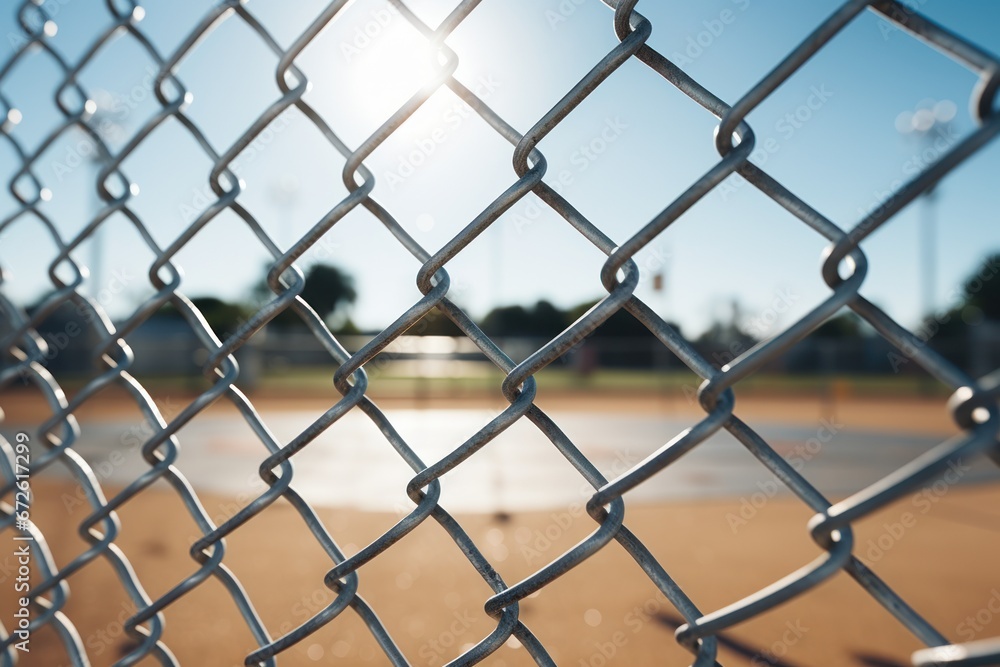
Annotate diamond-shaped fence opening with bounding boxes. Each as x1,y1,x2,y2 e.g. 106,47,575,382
1,0,1000,665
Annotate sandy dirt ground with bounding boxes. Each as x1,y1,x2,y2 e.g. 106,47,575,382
1,387,997,666
0,384,962,437
5,480,1000,667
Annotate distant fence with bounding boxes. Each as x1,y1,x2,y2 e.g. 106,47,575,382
2,1,1000,666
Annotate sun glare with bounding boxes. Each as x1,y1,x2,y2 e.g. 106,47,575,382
342,9,446,128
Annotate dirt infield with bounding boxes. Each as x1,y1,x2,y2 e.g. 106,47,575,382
6,477,999,666
0,383,959,437
2,385,990,665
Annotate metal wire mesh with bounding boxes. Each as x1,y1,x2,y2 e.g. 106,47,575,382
1,0,999,665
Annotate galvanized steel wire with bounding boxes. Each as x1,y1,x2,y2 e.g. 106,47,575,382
1,0,999,665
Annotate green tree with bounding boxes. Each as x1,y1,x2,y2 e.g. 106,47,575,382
481,300,567,337
813,313,862,339
157,296,251,339
299,264,357,322
565,300,662,337
960,253,1000,321
253,263,356,329
412,309,464,336
918,253,1000,340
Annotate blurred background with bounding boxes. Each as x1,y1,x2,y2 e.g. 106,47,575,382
1,0,998,398
2,0,1000,666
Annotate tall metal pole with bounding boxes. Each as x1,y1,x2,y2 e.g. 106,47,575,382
86,98,121,302
921,187,937,319
896,99,955,319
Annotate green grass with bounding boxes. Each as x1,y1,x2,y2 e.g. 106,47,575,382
30,362,948,399
252,364,950,398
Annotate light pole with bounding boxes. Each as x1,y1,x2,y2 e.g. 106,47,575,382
85,90,124,303
895,98,957,320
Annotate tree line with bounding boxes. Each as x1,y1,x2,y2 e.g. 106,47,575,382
19,253,998,376
163,253,999,351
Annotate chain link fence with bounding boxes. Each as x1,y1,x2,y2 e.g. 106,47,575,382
1,0,999,665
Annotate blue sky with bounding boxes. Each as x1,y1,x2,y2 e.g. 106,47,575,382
1,0,998,338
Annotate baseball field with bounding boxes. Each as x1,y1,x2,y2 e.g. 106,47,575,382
3,379,998,667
